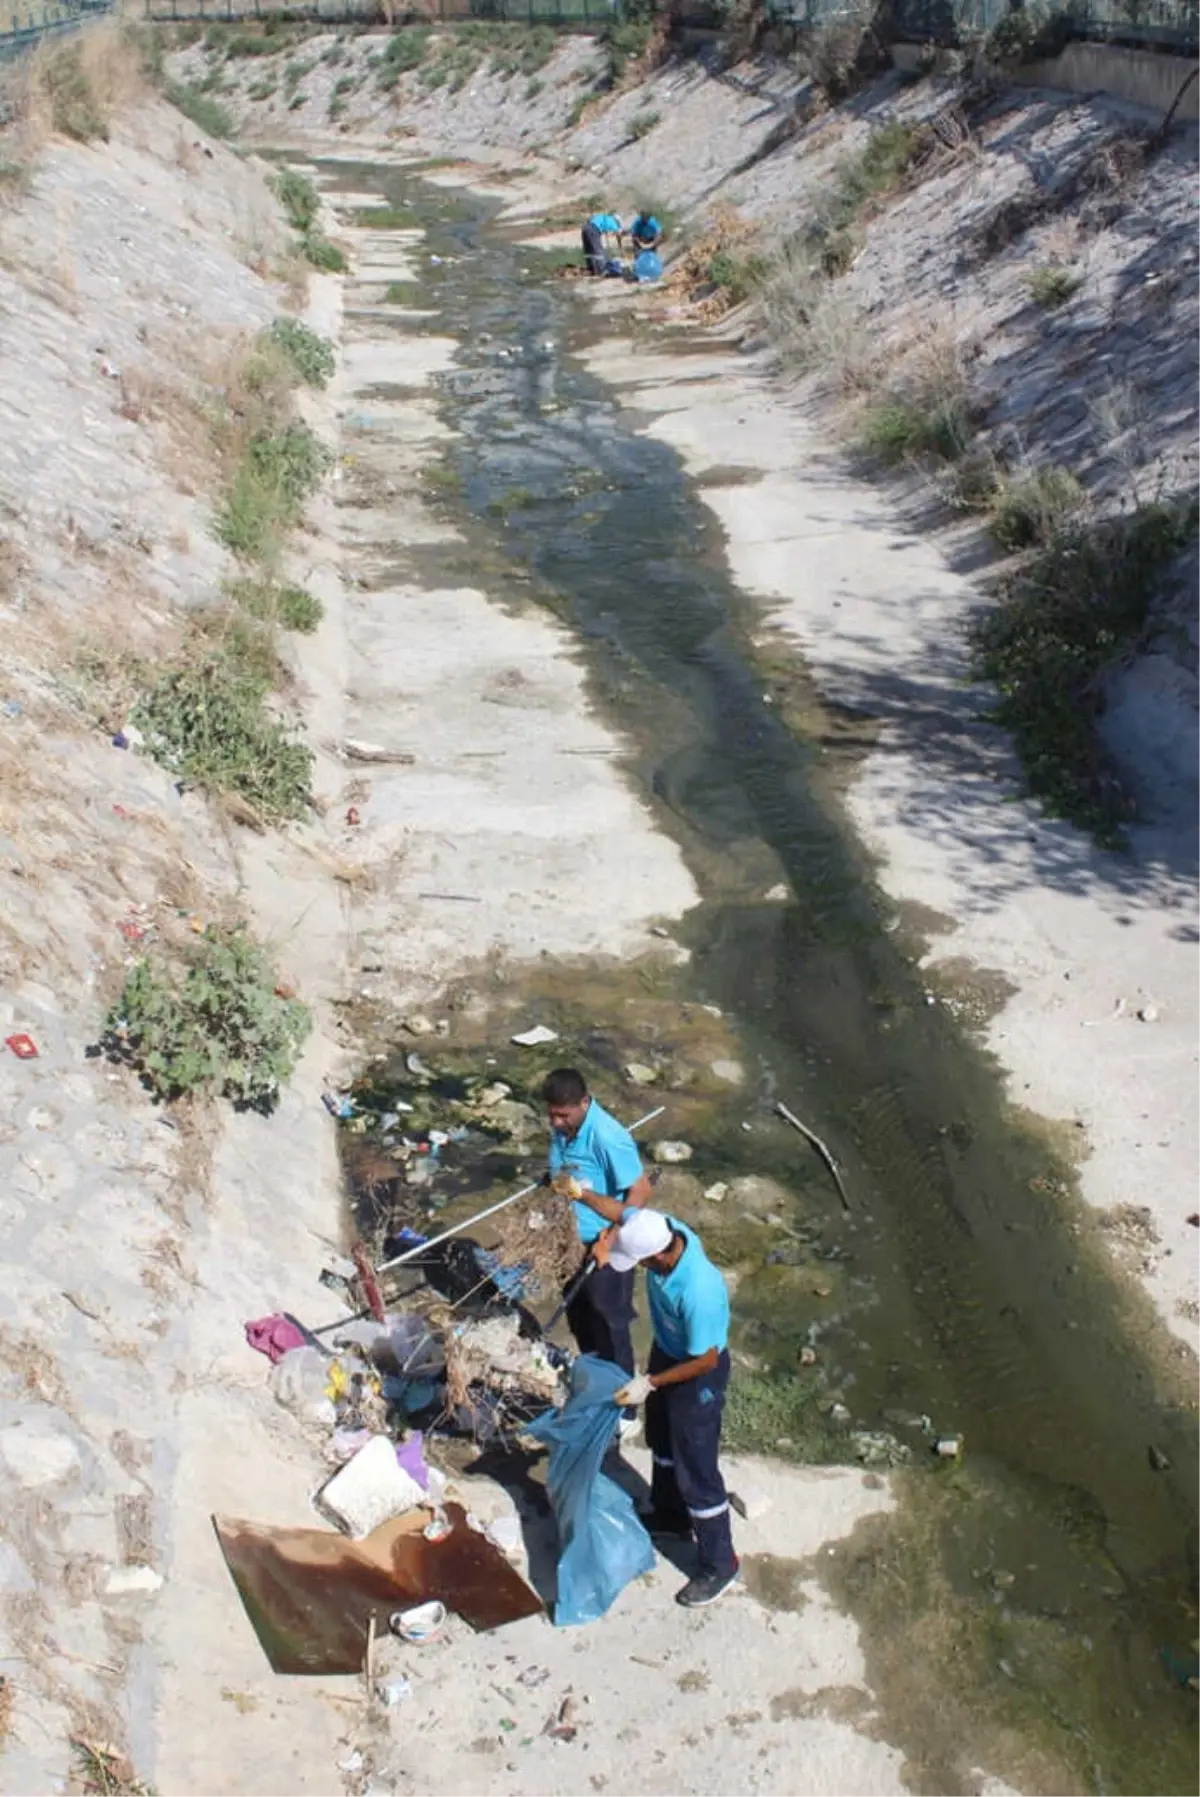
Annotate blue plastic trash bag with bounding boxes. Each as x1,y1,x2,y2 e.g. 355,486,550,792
527,1354,654,1626
634,250,663,284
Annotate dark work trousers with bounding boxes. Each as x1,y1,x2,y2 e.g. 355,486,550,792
644,1345,736,1578
563,1250,635,1379
581,221,606,277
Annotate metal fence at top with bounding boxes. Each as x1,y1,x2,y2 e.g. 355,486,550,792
765,0,1198,52
0,0,114,62
141,0,615,21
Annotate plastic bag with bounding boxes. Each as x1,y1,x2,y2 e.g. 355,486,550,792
270,1347,336,1429
526,1354,654,1627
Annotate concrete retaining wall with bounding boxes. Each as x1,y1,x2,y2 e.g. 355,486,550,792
893,38,1199,120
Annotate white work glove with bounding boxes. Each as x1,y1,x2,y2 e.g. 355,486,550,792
614,1373,654,1407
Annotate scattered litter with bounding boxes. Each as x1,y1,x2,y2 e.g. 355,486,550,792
5,1034,38,1060
799,1346,817,1366
703,1182,728,1203
418,892,482,902
423,1512,453,1543
111,723,144,751
511,1025,559,1047
317,1436,426,1540
729,1484,772,1521
775,1101,851,1212
764,883,789,901
245,1315,307,1364
403,1015,435,1037
624,1062,658,1084
405,1052,434,1079
375,1676,411,1706
323,1091,356,1119
390,1599,446,1643
933,1435,964,1461
343,739,415,765
653,1140,693,1165
215,1503,541,1675
1188,1214,1199,1228
338,1751,365,1775
104,1565,163,1595
1137,1004,1161,1023
545,1693,579,1742
484,1515,523,1557
346,806,361,826
518,1665,550,1687
811,1282,832,1298
2,699,22,718
1148,1444,1172,1472
271,1348,337,1430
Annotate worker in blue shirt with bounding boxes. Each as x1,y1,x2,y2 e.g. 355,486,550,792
581,209,622,277
543,1068,653,1405
596,1208,739,1608
629,209,663,250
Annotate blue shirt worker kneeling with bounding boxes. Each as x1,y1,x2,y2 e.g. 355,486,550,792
543,1068,653,1396
629,209,663,250
596,1209,739,1609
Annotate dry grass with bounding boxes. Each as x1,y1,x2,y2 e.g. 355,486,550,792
71,1735,151,1797
484,1191,579,1295
662,203,764,321
759,238,882,390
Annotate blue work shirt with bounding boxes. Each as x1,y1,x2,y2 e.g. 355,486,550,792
588,212,622,234
647,1219,730,1360
631,213,661,242
548,1098,643,1245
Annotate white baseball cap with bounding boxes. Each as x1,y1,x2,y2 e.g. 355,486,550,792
608,1209,673,1272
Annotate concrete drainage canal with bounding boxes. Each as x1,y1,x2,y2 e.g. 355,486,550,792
321,158,1197,1795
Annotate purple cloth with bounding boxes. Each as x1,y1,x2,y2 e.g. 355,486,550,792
245,1315,307,1363
396,1431,429,1491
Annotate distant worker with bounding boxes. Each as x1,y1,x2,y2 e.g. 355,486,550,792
629,208,663,251
581,207,622,277
543,1068,653,1411
599,1208,739,1609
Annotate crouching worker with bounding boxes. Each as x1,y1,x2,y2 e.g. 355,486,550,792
581,208,621,276
598,1209,739,1608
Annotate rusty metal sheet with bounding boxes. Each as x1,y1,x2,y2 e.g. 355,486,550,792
213,1501,543,1676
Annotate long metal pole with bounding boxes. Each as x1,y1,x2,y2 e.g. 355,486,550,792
373,1105,666,1276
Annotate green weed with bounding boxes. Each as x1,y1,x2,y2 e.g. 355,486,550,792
247,80,276,102
859,395,974,464
234,578,324,634
166,82,234,139
988,464,1086,551
708,246,768,305
266,317,335,389
132,655,314,822
101,926,310,1112
272,167,320,233
970,498,1198,845
383,280,416,302
215,423,330,560
351,205,417,229
302,233,347,272
803,120,920,274
723,1369,844,1463
377,26,431,84
629,106,660,140
1027,263,1082,309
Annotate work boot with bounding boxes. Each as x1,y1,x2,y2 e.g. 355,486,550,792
675,1560,740,1608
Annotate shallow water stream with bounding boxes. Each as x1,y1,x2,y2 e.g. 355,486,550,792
328,162,1197,1794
